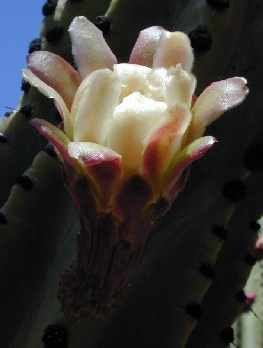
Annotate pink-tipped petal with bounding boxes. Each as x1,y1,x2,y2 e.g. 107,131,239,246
129,26,162,67
152,30,194,72
22,69,73,140
68,142,122,166
163,136,217,193
30,118,74,165
27,51,81,110
73,69,121,145
68,142,123,208
69,16,117,80
188,77,248,142
141,104,191,191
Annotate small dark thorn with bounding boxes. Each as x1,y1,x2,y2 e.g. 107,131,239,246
222,180,247,202
45,147,57,158
221,327,235,344
93,16,111,36
45,26,64,43
3,106,17,112
236,290,247,303
0,135,7,143
0,212,8,224
199,263,216,280
206,0,229,10
42,0,58,16
185,303,202,320
28,38,41,54
15,175,33,190
21,79,31,93
212,225,228,240
244,143,263,172
249,221,261,232
249,307,261,321
188,25,212,51
245,253,257,266
19,104,33,118
41,324,68,348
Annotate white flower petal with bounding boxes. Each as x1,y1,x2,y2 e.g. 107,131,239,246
129,26,162,67
152,30,194,72
188,77,248,142
114,64,151,101
165,64,196,107
107,92,166,174
147,68,167,102
141,104,192,190
73,69,121,145
69,16,117,80
22,69,73,139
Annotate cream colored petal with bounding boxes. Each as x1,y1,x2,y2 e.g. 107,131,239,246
27,51,81,110
165,65,196,107
73,69,121,146
146,68,167,102
163,136,217,193
188,77,248,142
129,26,162,67
30,118,73,165
107,92,166,175
22,69,73,140
69,16,117,80
141,104,192,191
114,63,151,101
152,30,194,72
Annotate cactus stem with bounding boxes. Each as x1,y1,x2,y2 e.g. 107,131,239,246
42,0,58,17
185,304,202,320
249,220,261,232
243,143,263,172
220,327,235,345
45,25,64,42
206,0,230,10
199,263,216,280
188,26,212,52
0,212,8,225
212,225,228,240
0,135,7,143
244,253,257,266
28,38,42,53
19,104,34,118
15,175,34,190
222,180,247,202
235,290,247,303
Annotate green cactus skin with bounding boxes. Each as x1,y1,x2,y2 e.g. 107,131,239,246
0,151,78,347
0,89,59,207
234,260,263,348
1,0,263,347
185,172,263,348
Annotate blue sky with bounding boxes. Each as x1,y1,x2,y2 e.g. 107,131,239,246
0,1,44,117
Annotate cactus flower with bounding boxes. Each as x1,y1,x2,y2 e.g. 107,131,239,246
22,16,248,320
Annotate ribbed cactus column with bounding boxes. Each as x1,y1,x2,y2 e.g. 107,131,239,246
1,0,263,347
239,262,263,348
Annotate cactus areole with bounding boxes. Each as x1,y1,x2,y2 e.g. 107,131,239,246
22,16,248,321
